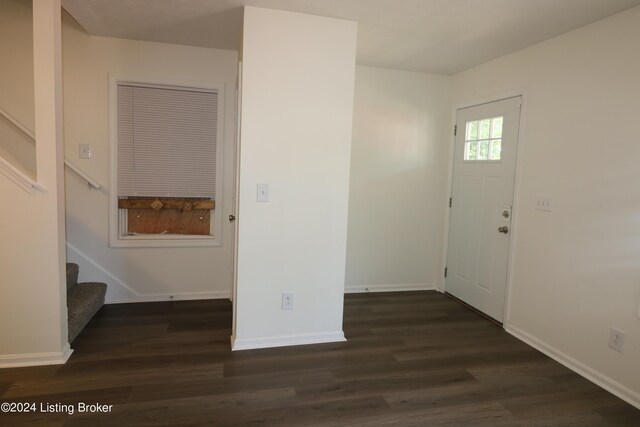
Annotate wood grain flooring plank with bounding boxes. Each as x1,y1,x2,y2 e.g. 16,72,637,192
0,291,636,426
595,403,640,425
64,388,298,427
222,349,395,378
0,381,14,396
296,369,477,404
1,386,131,406
127,368,334,403
4,358,222,398
501,387,624,419
385,379,564,413
314,400,519,427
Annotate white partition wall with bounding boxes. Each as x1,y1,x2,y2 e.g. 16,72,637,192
232,7,357,350
0,0,69,367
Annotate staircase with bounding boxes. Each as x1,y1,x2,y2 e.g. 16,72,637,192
66,263,107,343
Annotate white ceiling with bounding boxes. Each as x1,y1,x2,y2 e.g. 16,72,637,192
62,0,640,75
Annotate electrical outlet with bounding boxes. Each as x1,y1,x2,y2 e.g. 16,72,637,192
609,328,625,353
281,292,294,310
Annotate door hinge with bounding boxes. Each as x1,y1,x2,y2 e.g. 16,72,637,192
444,267,448,278
454,125,457,136
449,197,452,208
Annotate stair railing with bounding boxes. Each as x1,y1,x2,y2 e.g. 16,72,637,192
0,106,105,191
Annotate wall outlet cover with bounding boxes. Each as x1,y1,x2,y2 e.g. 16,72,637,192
609,327,625,353
281,292,294,310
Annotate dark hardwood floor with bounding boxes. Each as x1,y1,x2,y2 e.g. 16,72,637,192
1,291,638,426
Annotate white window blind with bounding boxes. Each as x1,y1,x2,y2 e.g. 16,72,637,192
117,84,218,198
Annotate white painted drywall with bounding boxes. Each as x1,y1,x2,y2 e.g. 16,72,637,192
233,7,357,349
62,13,238,302
453,6,640,405
345,66,451,293
0,0,69,365
0,0,36,177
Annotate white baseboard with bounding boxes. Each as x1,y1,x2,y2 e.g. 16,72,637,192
506,324,640,410
66,242,231,304
344,283,437,294
232,331,346,351
107,291,231,304
0,343,73,369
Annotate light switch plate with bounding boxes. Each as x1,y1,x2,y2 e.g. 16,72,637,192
79,144,93,159
257,183,269,202
535,195,553,212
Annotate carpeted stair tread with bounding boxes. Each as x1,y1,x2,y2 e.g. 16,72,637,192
67,282,107,343
66,263,79,291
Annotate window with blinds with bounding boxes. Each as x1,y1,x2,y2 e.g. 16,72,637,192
117,84,218,198
113,82,220,242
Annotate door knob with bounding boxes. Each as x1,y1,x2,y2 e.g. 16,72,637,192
498,226,509,234
228,214,236,222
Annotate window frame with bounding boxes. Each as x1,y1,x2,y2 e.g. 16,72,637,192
108,74,225,248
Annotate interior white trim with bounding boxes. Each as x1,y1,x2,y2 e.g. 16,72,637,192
507,324,640,410
231,331,346,351
0,344,72,369
66,241,231,304
106,291,230,305
108,73,225,249
344,283,437,294
0,156,46,193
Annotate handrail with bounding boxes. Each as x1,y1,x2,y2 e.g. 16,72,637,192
0,156,46,193
0,106,105,191
0,108,35,140
64,159,103,190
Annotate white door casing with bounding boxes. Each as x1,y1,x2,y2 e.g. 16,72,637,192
446,96,522,323
231,61,242,337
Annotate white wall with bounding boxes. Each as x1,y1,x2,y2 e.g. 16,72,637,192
453,6,640,406
62,13,238,302
0,0,36,176
233,7,357,349
346,66,451,293
0,0,69,366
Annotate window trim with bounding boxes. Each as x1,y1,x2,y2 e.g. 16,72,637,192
108,74,225,248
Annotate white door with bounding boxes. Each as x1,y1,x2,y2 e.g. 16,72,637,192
446,96,522,323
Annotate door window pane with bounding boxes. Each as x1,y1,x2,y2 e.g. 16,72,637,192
464,116,503,161
491,117,503,138
490,139,502,160
479,119,491,139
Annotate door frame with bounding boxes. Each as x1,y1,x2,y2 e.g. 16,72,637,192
441,89,529,327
